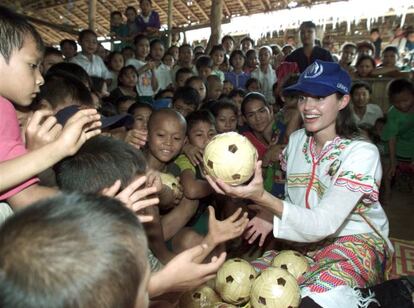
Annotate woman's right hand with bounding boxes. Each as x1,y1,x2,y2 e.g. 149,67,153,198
206,161,265,202
244,206,274,247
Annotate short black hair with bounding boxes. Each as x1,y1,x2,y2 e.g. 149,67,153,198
211,101,238,118
44,46,62,58
78,29,97,42
229,50,245,67
387,78,414,98
125,6,137,14
341,42,357,51
0,5,44,63
0,192,147,308
241,92,269,116
179,44,192,52
221,35,235,44
150,38,163,49
245,77,260,90
134,34,149,46
36,72,94,109
173,86,201,108
370,28,380,34
228,88,247,99
240,37,254,46
196,55,213,70
355,55,375,68
110,10,123,19
351,80,372,95
59,39,77,51
210,44,225,56
175,67,193,82
186,109,215,132
47,62,91,89
128,101,153,115
186,76,204,87
300,21,316,30
118,65,137,85
382,45,399,57
55,135,147,192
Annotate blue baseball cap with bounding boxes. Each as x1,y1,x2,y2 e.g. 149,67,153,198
283,60,351,97
55,105,134,129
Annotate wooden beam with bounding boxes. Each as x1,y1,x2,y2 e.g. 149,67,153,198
89,0,97,30
222,1,231,18
173,4,190,24
206,0,223,53
191,0,209,20
237,0,248,14
179,0,200,22
167,0,173,47
25,0,83,11
23,13,79,35
55,7,88,30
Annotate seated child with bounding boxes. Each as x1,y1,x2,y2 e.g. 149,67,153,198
0,192,150,308
185,76,207,102
172,86,201,117
211,101,238,133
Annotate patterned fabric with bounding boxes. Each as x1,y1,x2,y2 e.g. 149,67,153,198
251,233,387,293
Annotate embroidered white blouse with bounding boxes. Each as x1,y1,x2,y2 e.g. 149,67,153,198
274,129,390,244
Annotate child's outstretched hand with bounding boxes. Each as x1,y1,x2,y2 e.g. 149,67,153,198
150,244,226,296
244,206,273,247
183,143,204,166
56,109,101,157
146,169,163,193
206,206,249,245
124,128,147,149
101,176,159,223
25,109,63,151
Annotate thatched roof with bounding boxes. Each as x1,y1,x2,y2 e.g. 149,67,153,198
2,0,347,44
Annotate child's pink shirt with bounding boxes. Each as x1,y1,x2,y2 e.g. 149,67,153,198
0,96,38,200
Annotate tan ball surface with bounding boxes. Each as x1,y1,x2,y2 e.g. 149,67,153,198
271,250,310,280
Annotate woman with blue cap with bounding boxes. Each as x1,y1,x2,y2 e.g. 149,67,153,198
207,60,392,307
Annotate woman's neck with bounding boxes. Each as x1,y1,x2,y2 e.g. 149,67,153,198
313,127,337,154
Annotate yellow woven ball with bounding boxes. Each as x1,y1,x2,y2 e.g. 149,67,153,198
250,267,301,308
215,258,257,305
179,285,221,308
271,250,309,280
203,132,258,185
159,172,181,195
213,303,238,308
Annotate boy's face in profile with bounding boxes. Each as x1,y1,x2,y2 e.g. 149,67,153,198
80,33,98,56
188,121,216,150
0,35,44,106
148,114,186,163
207,80,223,100
391,90,414,113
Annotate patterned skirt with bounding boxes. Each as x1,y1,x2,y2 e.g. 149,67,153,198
250,233,390,293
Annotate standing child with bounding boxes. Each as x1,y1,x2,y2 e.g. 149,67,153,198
107,51,124,91
209,45,226,82
150,39,172,91
171,44,197,84
126,35,158,104
0,6,100,210
225,50,250,90
109,65,139,103
195,55,213,83
70,30,111,81
251,46,277,104
136,0,161,39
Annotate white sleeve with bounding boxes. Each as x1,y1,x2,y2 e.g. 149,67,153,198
273,142,381,243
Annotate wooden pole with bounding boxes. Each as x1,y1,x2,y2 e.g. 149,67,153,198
167,0,173,47
206,0,223,53
88,0,97,31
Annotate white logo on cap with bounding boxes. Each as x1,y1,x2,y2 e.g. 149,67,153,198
304,62,324,79
337,83,348,92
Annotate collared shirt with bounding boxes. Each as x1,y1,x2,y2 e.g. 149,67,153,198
286,46,334,72
353,104,383,127
225,71,250,89
70,53,111,79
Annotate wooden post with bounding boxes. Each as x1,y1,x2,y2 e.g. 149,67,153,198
167,0,173,47
206,0,223,53
88,0,97,31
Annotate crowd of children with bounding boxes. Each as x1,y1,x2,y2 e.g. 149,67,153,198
0,3,413,308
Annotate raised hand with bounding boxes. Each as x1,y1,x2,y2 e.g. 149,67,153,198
25,109,62,151
183,143,204,166
124,128,147,149
244,207,273,247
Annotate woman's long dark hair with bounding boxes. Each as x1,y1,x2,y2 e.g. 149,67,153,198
335,93,361,139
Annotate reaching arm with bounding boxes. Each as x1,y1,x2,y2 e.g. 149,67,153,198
180,169,213,200
7,184,57,210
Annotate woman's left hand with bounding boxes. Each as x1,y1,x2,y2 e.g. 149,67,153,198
244,208,274,247
205,161,265,202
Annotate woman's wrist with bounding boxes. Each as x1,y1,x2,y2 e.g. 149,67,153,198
255,191,283,218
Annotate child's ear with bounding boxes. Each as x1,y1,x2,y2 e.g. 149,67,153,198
338,94,351,111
